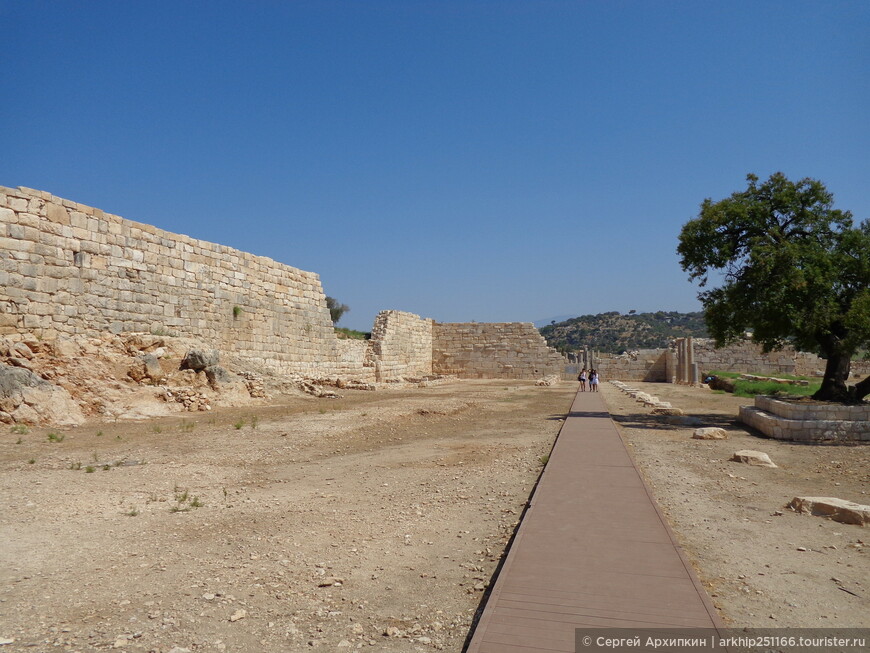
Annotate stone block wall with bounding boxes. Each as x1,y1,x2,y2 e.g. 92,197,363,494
432,322,565,379
0,185,370,379
692,339,797,375
593,350,668,382
369,310,433,380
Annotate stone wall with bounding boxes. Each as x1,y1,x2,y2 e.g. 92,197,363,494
369,310,433,381
0,186,572,385
592,350,668,382
0,185,372,380
432,322,565,379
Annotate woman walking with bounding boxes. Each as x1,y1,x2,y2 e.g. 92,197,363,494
589,369,599,392
578,368,587,392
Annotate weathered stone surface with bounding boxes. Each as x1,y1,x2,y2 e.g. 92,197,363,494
788,496,870,526
0,364,84,425
651,407,684,416
141,353,164,382
693,427,728,440
730,449,777,468
181,349,220,371
204,365,232,387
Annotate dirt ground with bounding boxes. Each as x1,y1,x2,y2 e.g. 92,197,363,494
0,380,573,653
602,381,869,629
1,379,868,653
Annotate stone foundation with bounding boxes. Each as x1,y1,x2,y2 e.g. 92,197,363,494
739,396,870,442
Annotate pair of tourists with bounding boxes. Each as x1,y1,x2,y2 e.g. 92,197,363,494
578,368,600,391
589,369,599,392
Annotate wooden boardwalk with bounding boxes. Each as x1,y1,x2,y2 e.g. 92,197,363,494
466,388,723,652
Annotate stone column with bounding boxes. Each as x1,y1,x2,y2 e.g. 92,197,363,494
678,338,687,384
687,337,696,385
666,349,677,384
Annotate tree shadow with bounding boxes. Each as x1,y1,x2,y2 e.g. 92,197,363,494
610,411,740,430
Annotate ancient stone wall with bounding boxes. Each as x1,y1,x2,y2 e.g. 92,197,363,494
432,322,565,379
593,350,668,382
369,310,433,380
0,185,373,380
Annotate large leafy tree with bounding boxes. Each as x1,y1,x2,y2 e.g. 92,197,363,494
678,173,870,403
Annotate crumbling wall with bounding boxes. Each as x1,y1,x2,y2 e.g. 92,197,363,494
369,311,433,380
0,186,372,380
432,322,565,379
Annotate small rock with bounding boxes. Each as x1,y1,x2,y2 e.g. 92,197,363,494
0,639,13,646
229,609,247,622
167,648,192,653
202,593,215,601
113,639,128,649
693,427,727,440
731,450,777,468
337,641,352,648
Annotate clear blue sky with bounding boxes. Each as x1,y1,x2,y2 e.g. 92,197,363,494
2,1,868,332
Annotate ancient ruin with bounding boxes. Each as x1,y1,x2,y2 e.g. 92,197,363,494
0,185,565,424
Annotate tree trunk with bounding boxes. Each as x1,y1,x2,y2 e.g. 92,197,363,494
853,375,870,402
812,351,852,402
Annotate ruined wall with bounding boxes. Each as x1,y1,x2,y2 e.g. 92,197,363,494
369,310,433,380
432,322,565,379
0,186,373,380
593,350,668,382
692,339,870,380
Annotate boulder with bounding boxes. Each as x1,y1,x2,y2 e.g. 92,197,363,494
204,365,232,388
141,353,164,382
651,407,684,416
181,349,220,371
788,496,870,526
0,364,84,426
731,449,777,468
693,427,728,440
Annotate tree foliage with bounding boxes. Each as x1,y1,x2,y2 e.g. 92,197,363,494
677,173,870,402
325,296,349,324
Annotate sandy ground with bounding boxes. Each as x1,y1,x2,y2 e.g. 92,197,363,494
1,379,868,653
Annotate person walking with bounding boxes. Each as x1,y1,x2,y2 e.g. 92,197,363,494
578,368,587,392
589,369,599,392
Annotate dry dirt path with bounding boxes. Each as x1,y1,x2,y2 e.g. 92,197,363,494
0,380,575,653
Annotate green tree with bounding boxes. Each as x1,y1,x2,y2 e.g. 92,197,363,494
325,296,349,324
678,173,870,402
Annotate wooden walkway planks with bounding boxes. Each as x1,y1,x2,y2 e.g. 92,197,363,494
466,388,723,653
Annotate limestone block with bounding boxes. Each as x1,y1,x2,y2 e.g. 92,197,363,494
45,203,70,225
730,450,777,468
788,497,870,526
692,427,728,440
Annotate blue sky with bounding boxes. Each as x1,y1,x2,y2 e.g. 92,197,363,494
2,1,868,331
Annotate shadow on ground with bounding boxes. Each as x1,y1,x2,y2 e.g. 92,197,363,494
611,412,741,431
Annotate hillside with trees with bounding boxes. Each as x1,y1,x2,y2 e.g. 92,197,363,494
539,311,708,354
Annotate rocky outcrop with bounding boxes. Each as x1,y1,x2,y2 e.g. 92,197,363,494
0,364,85,425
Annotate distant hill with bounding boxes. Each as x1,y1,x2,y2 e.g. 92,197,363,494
539,311,708,354
533,315,577,328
